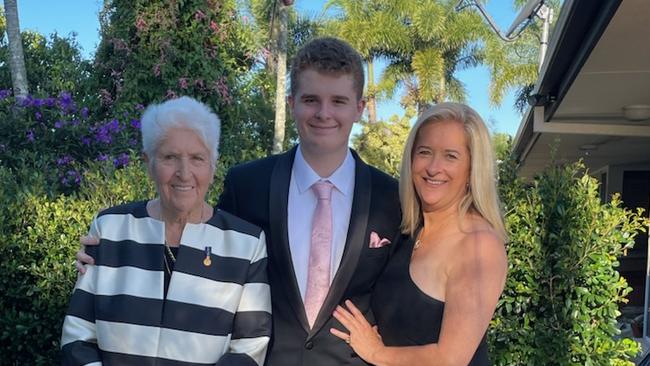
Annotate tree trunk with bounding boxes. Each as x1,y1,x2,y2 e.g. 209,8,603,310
366,59,377,124
4,0,28,97
272,1,288,154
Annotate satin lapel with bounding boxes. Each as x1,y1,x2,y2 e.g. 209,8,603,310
269,147,310,332
308,151,371,337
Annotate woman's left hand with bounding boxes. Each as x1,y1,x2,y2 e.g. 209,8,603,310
330,300,385,363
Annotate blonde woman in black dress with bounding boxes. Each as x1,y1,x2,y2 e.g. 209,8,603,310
331,103,507,365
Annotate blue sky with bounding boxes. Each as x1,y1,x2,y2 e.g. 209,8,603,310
16,0,525,136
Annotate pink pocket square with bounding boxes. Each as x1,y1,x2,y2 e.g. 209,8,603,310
369,231,391,248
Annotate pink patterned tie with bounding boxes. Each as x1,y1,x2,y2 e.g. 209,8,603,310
304,181,334,328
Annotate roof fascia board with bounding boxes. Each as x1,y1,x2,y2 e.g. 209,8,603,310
541,0,622,121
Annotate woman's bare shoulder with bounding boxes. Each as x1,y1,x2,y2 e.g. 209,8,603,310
453,214,507,272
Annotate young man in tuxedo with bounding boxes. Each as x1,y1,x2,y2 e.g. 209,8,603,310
77,37,401,366
218,37,401,366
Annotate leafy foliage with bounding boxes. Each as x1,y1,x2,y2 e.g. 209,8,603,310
325,0,489,111
491,155,646,365
0,23,92,100
0,92,142,195
352,110,414,177
93,0,273,163
376,0,487,110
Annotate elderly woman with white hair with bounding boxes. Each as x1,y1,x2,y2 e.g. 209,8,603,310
61,96,271,366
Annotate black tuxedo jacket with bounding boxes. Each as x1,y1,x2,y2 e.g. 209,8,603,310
217,147,401,366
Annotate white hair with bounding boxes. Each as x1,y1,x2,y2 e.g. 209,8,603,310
140,96,221,166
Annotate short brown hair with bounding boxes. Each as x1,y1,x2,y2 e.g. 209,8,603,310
289,37,365,100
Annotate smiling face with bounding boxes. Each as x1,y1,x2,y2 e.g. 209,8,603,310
288,69,365,159
411,119,471,213
147,127,214,217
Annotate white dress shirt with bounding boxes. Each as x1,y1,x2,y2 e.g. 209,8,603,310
288,146,355,301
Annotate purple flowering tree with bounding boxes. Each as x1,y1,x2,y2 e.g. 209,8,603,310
0,90,142,193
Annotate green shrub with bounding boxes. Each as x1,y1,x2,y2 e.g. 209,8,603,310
490,159,647,365
352,111,413,178
0,166,95,365
0,162,142,364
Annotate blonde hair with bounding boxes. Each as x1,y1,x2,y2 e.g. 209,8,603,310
399,102,506,241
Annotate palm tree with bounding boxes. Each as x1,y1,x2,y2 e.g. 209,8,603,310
481,0,562,111
324,0,410,123
272,0,291,154
3,0,28,97
247,0,322,151
375,0,487,113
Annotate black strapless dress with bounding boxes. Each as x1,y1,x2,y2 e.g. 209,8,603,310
371,235,490,365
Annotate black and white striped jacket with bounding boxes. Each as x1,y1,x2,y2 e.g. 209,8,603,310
61,201,271,366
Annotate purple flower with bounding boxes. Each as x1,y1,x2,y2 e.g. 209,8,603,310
44,97,56,108
130,118,141,129
113,153,130,168
0,144,6,152
107,119,120,133
128,138,138,146
81,136,91,146
19,95,34,107
178,77,189,90
71,119,80,127
54,120,64,129
97,153,108,161
35,112,42,121
58,91,76,113
32,99,44,107
0,89,11,99
94,125,112,144
56,155,73,166
61,169,82,187
59,92,72,105
81,107,89,119
26,129,35,142
135,103,144,111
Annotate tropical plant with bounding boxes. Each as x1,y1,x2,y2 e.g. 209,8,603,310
2,0,28,96
243,0,323,151
481,0,562,111
373,0,488,112
271,0,290,153
324,0,411,123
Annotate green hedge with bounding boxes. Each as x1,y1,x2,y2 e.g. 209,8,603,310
490,159,647,365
